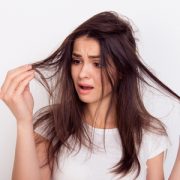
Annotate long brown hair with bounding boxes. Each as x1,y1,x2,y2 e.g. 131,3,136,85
31,11,180,178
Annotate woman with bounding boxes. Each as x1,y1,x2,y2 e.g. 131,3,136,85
0,11,179,180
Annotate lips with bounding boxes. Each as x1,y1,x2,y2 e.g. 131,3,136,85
77,83,94,94
78,83,94,89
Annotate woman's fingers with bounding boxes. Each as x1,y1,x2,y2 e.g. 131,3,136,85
15,73,35,95
1,64,33,94
5,70,35,98
0,64,35,123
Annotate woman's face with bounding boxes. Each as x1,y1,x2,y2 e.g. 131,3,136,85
71,36,112,105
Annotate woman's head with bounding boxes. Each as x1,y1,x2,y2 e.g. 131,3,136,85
71,35,114,106
31,11,180,178
67,11,142,118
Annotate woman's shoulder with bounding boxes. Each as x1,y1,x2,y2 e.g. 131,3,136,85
141,130,171,159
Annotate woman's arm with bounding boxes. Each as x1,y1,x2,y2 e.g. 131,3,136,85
12,122,51,180
169,143,180,180
0,65,51,180
146,152,165,180
34,132,52,180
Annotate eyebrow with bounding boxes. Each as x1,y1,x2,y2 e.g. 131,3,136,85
72,52,100,59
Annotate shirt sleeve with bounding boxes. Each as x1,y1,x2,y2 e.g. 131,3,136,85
146,132,171,159
34,122,51,140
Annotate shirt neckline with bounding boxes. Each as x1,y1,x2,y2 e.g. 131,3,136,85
83,121,119,134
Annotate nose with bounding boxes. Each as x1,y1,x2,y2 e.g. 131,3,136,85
79,63,91,79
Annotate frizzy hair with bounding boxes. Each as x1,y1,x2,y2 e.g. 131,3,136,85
31,11,180,178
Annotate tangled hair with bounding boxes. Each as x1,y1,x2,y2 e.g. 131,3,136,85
31,11,180,178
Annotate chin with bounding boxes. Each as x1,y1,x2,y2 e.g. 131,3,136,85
78,96,98,104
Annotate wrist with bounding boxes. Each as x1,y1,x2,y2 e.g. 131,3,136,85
16,119,33,130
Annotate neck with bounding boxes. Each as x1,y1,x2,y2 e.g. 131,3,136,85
84,98,117,129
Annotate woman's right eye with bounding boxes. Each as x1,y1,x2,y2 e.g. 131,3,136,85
72,59,81,64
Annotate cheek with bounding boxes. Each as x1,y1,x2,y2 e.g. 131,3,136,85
106,83,112,93
95,75,111,93
102,75,112,94
71,67,77,81
94,74,102,87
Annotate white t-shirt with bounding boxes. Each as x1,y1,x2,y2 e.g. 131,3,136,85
46,123,169,180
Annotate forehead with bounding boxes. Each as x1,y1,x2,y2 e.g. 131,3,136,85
73,36,100,55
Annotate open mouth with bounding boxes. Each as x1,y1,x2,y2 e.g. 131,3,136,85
79,85,94,90
78,84,94,94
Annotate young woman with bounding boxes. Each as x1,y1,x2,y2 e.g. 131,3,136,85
169,137,180,180
0,11,179,180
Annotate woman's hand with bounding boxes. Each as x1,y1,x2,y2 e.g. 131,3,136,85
0,64,35,124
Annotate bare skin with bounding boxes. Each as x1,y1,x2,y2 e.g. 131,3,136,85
0,65,51,180
71,36,116,129
169,142,180,180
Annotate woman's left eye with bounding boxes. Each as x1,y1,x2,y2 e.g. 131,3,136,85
94,62,103,68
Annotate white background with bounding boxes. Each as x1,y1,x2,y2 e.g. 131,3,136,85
0,0,179,179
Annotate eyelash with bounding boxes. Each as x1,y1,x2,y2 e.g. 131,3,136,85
71,59,103,68
71,59,81,64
